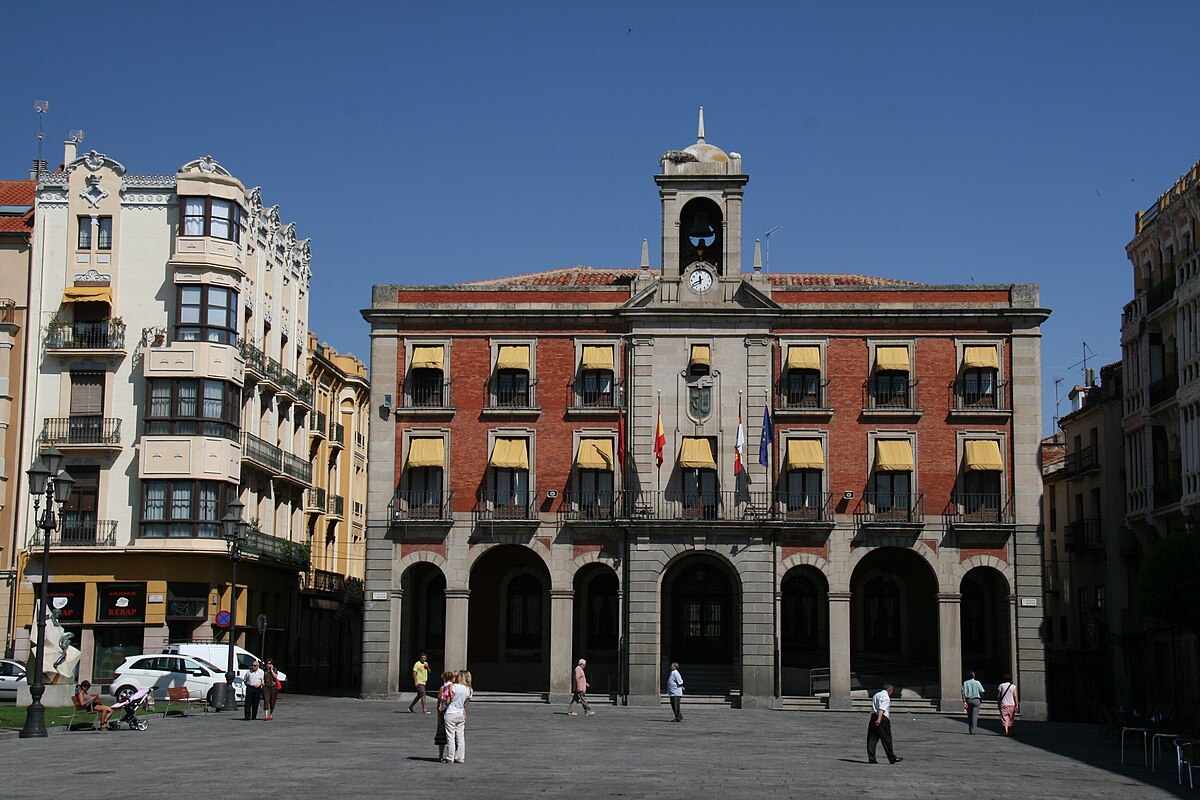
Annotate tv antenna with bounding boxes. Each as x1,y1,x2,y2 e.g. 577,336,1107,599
764,226,782,272
1068,342,1097,386
69,129,85,143
35,100,49,178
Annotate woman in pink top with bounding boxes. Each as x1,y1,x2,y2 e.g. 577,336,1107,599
997,674,1019,735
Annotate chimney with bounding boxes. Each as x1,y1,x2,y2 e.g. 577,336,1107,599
64,139,77,166
29,159,47,180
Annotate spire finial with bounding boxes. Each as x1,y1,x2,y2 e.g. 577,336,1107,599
697,106,705,143
640,238,650,270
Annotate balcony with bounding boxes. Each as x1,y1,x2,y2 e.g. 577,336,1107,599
473,490,539,525
305,487,326,513
853,493,926,527
862,379,921,415
1148,372,1179,408
279,450,312,485
773,379,833,417
391,490,454,523
949,379,1011,414
484,378,540,414
41,417,121,449
327,494,345,519
309,410,327,440
242,529,309,569
1064,518,1103,551
615,490,783,523
1146,278,1175,314
294,380,314,408
30,518,117,548
302,568,345,595
566,379,619,414
1122,294,1146,328
557,491,617,523
328,422,345,449
45,320,126,352
0,298,14,323
1153,479,1182,509
401,374,454,414
943,493,1015,527
265,357,284,389
240,340,265,379
1063,445,1099,478
241,432,282,474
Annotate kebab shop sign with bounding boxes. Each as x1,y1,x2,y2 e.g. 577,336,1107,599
98,583,146,623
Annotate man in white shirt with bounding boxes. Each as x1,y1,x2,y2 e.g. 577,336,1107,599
867,683,902,764
667,663,684,722
243,659,265,720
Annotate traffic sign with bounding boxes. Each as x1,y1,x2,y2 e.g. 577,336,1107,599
256,614,268,635
215,610,231,628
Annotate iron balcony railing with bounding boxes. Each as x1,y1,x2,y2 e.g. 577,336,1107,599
772,491,835,522
404,374,452,409
310,410,327,438
41,417,121,447
327,494,345,518
944,493,1015,525
774,378,832,412
473,489,539,523
1153,480,1183,509
242,432,282,473
949,378,1010,412
45,320,126,350
0,298,14,324
1148,372,1179,407
281,450,312,483
1146,278,1175,313
391,490,454,522
265,357,283,385
863,379,921,413
305,487,327,512
295,380,314,404
854,492,925,525
566,379,618,410
557,490,617,521
1064,518,1103,551
1063,445,1100,477
552,490,836,523
240,340,265,375
242,530,309,569
303,568,345,595
329,422,345,447
30,518,117,547
487,378,538,410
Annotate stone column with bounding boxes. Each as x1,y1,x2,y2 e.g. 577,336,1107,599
549,589,575,703
387,587,403,693
443,588,470,672
828,591,852,709
938,593,963,712
625,533,662,705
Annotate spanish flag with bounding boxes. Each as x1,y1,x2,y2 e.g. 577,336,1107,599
654,403,666,468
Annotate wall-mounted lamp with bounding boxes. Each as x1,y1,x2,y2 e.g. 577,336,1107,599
546,490,558,499
842,491,855,500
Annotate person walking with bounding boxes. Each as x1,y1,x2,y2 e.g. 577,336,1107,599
435,671,454,762
997,674,1020,736
961,671,984,734
408,653,432,714
867,683,902,764
262,659,281,720
243,659,265,720
443,671,472,764
667,662,684,722
567,658,595,716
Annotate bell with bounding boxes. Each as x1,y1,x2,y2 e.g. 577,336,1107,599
688,212,713,239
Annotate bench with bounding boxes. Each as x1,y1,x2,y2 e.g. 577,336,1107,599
162,686,208,717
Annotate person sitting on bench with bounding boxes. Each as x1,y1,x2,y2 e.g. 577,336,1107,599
75,680,114,730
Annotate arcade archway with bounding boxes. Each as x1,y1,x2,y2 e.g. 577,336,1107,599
399,562,445,683
850,548,939,697
467,545,550,692
661,554,740,695
573,563,620,696
961,566,1011,687
781,566,829,696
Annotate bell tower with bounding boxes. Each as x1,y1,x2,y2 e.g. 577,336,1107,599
656,108,748,279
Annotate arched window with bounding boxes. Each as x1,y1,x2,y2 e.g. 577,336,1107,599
506,573,543,649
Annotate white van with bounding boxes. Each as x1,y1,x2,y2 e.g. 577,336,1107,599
161,644,287,682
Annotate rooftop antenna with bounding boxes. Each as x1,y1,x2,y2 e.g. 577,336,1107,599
34,100,49,177
1053,377,1064,431
69,129,85,143
1067,342,1096,386
697,106,705,143
764,226,782,272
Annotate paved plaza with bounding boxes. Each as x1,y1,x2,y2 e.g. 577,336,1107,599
0,695,1188,799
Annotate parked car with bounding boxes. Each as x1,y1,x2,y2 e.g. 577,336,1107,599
161,643,286,682
111,654,244,705
0,658,27,701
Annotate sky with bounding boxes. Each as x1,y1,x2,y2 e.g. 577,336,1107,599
3,1,1199,434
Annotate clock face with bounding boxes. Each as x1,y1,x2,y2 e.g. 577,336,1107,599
689,269,714,293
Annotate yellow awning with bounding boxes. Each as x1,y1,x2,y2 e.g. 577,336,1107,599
411,345,444,371
407,438,444,468
490,437,529,470
786,345,821,371
875,440,914,472
964,439,1003,472
786,439,824,470
496,345,530,371
679,437,716,470
581,345,615,371
576,438,615,470
62,286,112,305
689,344,711,368
874,346,910,372
963,345,999,369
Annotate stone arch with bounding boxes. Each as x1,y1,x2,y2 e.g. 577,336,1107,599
778,553,831,592
396,548,449,576
466,543,552,692
398,558,447,685
950,554,1013,592
461,537,552,579
779,560,830,696
959,564,1013,686
573,560,621,694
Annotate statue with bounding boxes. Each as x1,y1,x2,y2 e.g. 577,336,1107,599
29,603,81,684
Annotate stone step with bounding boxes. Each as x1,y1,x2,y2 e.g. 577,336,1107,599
469,691,549,704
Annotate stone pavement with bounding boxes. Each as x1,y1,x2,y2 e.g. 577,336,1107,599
0,695,1188,799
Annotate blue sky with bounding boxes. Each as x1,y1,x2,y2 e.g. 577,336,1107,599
4,1,1199,433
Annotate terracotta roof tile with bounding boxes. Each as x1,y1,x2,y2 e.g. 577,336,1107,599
0,180,35,235
767,273,921,287
453,267,921,289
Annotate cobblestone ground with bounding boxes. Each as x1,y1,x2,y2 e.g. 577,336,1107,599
0,695,1188,799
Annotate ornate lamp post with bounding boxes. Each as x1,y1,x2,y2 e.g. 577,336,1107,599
20,447,74,739
213,498,246,710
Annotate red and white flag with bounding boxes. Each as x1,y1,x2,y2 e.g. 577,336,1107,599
734,412,745,475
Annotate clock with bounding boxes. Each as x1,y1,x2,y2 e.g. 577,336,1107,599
689,268,714,293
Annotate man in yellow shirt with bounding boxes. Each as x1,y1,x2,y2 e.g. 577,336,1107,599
407,653,431,714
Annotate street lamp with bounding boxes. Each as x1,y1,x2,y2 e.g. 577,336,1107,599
20,447,74,739
213,497,246,710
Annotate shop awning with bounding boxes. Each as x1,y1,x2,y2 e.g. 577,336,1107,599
964,439,1003,472
875,440,914,472
411,345,444,371
581,345,615,371
874,346,910,372
490,437,529,470
576,438,615,470
407,438,444,468
689,344,711,368
786,439,824,470
496,345,530,371
680,437,716,470
963,345,999,370
786,345,821,371
61,286,112,305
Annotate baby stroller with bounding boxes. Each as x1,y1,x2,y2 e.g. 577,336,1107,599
109,687,150,731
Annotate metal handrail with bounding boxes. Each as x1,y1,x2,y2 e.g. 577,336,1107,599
774,377,832,411
854,492,925,524
949,378,1010,412
281,450,312,483
45,320,126,350
391,490,454,521
473,489,539,522
404,374,452,409
40,416,121,446
1064,518,1103,550
863,378,921,412
241,432,282,472
944,493,1014,525
30,519,117,547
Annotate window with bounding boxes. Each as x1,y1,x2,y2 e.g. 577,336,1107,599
872,471,912,511
494,468,529,510
506,574,543,649
783,438,824,517
145,378,240,440
404,437,445,517
785,469,822,513
577,468,614,516
784,345,822,407
680,437,718,519
496,369,529,407
959,345,999,408
179,196,241,242
97,217,113,250
871,439,914,515
578,344,615,407
871,345,911,409
408,344,446,407
77,217,92,249
176,284,238,344
140,480,233,538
